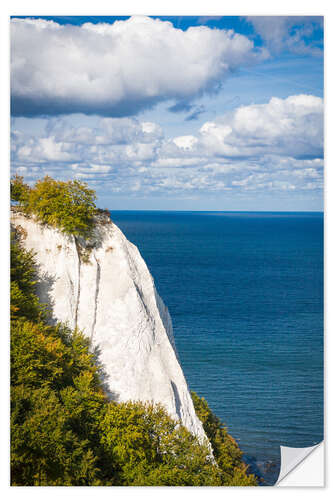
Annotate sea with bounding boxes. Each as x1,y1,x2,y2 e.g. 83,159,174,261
111,211,324,485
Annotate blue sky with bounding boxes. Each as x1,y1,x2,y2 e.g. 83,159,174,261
10,15,324,210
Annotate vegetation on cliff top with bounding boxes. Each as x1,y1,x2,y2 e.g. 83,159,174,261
11,175,98,238
10,181,257,486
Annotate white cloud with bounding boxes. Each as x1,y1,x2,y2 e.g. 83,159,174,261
125,142,157,161
246,16,323,55
196,95,323,159
11,95,323,198
16,136,77,163
99,118,163,145
11,16,266,117
172,136,198,150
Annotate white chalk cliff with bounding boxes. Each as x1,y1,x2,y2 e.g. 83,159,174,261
11,211,206,441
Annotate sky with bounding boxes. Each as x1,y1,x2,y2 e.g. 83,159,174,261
10,15,324,211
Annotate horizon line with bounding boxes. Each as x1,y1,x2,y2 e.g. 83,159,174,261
106,209,324,213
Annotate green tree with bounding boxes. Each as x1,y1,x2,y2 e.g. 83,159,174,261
11,385,102,486
10,233,44,322
99,401,221,486
27,176,97,237
16,176,97,238
191,391,257,485
10,174,30,204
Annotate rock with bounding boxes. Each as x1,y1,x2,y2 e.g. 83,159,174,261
10,211,207,441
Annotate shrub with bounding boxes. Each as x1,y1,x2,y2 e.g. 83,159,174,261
12,176,98,238
26,176,97,238
99,401,221,486
10,174,30,204
191,391,257,485
10,232,45,322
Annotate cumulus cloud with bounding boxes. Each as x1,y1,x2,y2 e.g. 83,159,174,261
184,94,323,160
11,95,323,198
246,16,323,55
11,16,267,117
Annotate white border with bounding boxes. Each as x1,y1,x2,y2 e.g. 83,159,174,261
1,1,331,497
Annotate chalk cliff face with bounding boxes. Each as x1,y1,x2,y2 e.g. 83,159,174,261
11,211,206,441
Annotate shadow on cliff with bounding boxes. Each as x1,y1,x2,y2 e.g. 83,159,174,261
153,287,180,361
90,343,121,402
171,380,182,419
75,219,115,252
34,261,120,402
34,265,58,325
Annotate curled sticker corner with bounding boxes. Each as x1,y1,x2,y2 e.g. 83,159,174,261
275,441,323,486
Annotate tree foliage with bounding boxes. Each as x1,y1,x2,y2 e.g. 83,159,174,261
99,401,221,486
10,219,257,487
191,391,257,486
10,232,45,322
11,175,97,238
11,384,102,486
10,174,31,203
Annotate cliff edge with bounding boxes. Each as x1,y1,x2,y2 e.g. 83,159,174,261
10,210,206,441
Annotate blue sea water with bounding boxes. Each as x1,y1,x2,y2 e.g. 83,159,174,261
110,211,323,485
